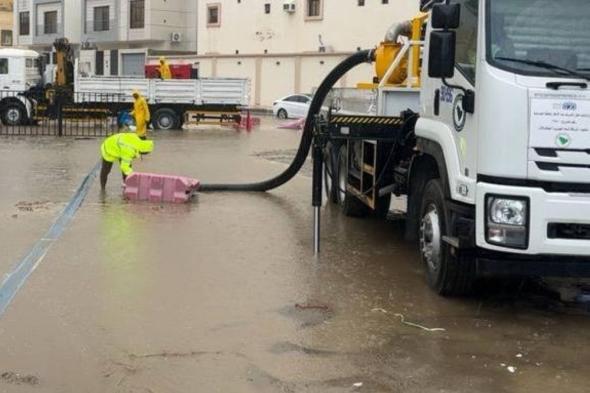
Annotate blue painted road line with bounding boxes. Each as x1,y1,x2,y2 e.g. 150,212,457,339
0,162,100,317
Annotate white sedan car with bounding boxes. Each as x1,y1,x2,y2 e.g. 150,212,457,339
272,94,312,119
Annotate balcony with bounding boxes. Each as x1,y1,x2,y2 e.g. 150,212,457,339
82,19,119,43
33,23,63,45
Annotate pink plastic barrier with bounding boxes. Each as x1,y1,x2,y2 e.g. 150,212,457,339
124,172,200,203
278,118,305,130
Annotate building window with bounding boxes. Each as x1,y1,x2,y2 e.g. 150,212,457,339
0,58,8,74
94,6,110,32
306,0,323,20
19,12,29,36
130,0,145,29
358,0,365,6
207,4,221,27
44,11,58,34
1,30,12,46
264,3,270,14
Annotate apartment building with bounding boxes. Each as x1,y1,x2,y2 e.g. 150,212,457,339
14,0,197,76
13,0,81,50
187,0,419,107
0,0,13,47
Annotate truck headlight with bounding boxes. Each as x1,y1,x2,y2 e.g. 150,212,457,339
486,195,529,249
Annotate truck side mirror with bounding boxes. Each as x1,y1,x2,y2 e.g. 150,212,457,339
428,31,456,78
431,3,461,29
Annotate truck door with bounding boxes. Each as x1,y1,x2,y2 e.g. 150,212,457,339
438,0,480,184
0,57,10,91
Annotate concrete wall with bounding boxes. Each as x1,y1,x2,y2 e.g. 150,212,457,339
147,0,197,52
198,0,419,55
63,0,81,42
114,0,197,52
15,0,196,52
193,0,419,107
13,0,32,46
157,51,378,108
0,0,13,46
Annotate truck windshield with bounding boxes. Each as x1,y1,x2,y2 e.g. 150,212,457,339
487,0,590,78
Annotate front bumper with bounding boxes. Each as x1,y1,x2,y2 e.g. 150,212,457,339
476,182,590,256
476,251,590,277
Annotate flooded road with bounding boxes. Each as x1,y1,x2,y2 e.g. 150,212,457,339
0,119,589,392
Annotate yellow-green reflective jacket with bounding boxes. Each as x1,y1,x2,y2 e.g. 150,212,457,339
101,133,154,176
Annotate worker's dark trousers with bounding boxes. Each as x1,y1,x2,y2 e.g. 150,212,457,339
100,160,127,189
100,159,113,189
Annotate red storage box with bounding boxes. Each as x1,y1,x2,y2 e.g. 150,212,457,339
145,65,159,79
124,172,200,203
145,64,193,79
170,64,192,79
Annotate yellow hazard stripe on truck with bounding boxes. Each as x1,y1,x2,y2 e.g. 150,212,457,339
330,116,403,125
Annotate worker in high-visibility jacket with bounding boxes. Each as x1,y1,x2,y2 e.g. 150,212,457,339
100,132,154,189
130,90,151,139
158,57,172,80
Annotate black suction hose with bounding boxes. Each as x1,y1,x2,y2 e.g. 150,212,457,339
200,49,376,192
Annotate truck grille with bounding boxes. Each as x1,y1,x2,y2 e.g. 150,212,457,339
529,148,590,183
548,223,590,240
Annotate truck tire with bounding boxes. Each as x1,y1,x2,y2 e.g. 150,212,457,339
153,108,180,130
337,145,370,217
419,178,474,296
324,142,338,204
1,103,26,126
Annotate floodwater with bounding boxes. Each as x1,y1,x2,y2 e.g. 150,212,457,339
0,119,589,393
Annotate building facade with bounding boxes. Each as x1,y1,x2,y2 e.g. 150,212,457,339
14,0,197,76
0,0,13,47
189,0,419,107
13,0,81,50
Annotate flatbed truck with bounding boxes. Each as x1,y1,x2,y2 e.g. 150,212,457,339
0,41,249,130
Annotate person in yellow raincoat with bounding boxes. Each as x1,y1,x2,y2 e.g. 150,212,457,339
158,57,172,80
131,90,151,139
100,132,154,189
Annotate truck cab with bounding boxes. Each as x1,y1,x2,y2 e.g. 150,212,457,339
0,49,42,91
0,49,41,125
322,0,590,295
414,0,590,292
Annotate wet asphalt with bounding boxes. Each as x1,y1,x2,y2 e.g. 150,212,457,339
0,119,589,393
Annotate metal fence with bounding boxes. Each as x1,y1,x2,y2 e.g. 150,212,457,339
0,90,126,137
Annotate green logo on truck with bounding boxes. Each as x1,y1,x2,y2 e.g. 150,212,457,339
556,134,571,148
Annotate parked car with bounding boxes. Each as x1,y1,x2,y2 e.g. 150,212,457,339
273,94,312,119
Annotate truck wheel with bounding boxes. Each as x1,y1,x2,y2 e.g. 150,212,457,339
337,145,370,217
2,103,25,126
153,108,180,130
324,142,338,204
419,178,474,296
